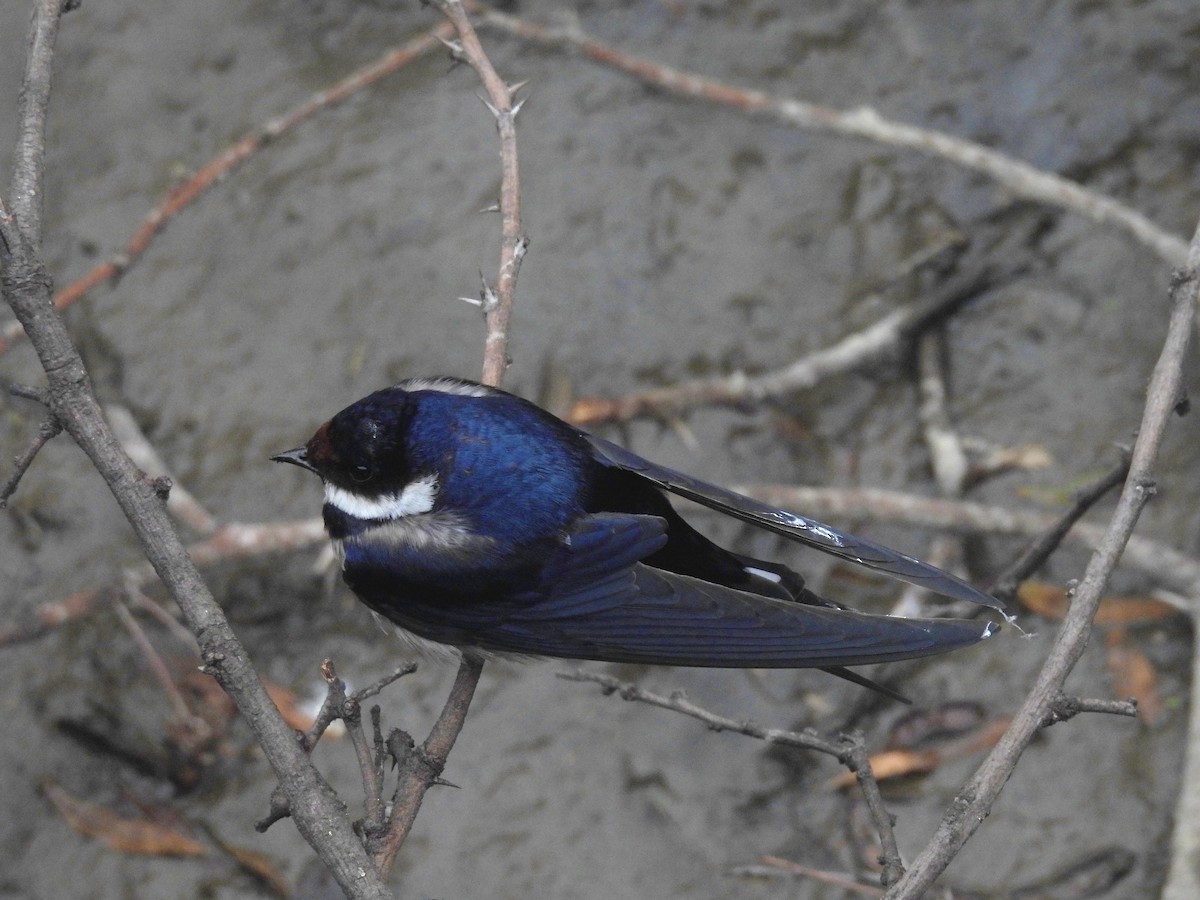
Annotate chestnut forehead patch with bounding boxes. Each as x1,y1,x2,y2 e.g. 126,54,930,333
305,421,338,469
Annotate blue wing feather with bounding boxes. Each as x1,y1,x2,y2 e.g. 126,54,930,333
462,513,996,667
584,434,1005,613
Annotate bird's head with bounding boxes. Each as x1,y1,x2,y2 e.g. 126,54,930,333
273,387,430,519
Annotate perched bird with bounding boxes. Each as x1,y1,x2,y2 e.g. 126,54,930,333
274,377,1003,696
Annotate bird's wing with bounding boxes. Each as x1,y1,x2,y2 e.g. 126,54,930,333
467,513,998,668
585,435,1005,613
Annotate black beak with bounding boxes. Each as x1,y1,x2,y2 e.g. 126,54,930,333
272,446,317,474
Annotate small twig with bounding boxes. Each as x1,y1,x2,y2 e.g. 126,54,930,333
124,581,198,651
111,600,195,724
916,332,968,500
560,670,906,887
353,662,420,704
989,452,1132,605
1041,694,1139,726
302,659,352,751
737,856,884,896
0,413,61,507
433,0,525,386
302,661,419,752
474,3,1188,268
279,659,419,835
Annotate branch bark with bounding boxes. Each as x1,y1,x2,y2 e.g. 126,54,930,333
884,222,1198,897
1,2,393,897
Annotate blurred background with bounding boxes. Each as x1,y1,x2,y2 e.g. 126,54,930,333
1,1,1198,897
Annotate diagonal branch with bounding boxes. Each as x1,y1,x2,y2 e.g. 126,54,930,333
473,4,1188,268
0,2,393,897
884,220,1199,897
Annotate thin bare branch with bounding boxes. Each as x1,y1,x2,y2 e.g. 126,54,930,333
1042,694,1139,726
989,452,1131,605
474,4,1188,268
559,670,906,886
568,261,1012,426
112,600,196,724
433,0,525,386
0,413,61,507
0,23,452,358
885,220,1198,897
365,0,526,878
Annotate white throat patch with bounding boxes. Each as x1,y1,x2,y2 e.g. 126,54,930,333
324,474,438,521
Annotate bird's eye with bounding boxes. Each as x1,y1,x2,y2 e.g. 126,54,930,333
351,463,373,483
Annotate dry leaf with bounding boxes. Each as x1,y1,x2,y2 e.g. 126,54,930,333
264,680,318,732
1105,627,1164,726
832,717,1010,789
565,397,615,426
1018,580,1178,625
43,780,208,857
831,749,940,788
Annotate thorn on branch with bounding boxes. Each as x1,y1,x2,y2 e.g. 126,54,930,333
478,272,499,313
437,35,465,57
386,728,417,769
477,92,502,120
513,235,530,264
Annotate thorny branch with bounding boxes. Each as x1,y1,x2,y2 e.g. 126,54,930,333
473,3,1188,268
360,0,527,879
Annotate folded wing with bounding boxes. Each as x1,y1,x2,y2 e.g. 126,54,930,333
468,513,998,667
585,435,1005,613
